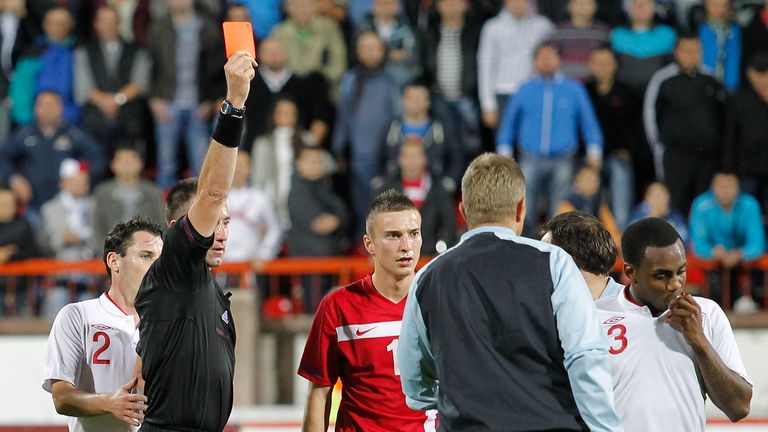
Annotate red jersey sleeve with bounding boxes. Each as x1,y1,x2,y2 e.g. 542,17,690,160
298,295,340,387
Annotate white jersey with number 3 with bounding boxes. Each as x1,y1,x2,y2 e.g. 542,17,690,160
595,288,751,432
42,293,140,432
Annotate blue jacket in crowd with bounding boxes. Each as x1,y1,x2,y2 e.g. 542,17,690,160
699,21,741,92
689,191,765,260
496,73,603,159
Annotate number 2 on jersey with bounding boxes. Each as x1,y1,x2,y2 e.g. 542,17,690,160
93,331,111,365
386,339,400,376
607,324,627,354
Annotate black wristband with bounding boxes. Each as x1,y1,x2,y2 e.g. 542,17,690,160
212,113,243,148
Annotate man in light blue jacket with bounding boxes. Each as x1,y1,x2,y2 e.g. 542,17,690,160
689,171,766,310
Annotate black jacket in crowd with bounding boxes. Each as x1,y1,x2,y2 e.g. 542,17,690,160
0,217,39,262
725,84,768,177
0,14,38,98
421,19,480,100
651,65,725,157
244,71,331,150
586,79,644,157
742,8,768,73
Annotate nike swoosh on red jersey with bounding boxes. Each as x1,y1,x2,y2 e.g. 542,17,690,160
355,327,376,336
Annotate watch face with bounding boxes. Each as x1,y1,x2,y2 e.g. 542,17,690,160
221,100,244,117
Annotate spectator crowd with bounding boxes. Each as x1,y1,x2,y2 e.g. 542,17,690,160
1,0,767,313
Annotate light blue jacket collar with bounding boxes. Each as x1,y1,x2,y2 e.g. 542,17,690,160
460,225,519,243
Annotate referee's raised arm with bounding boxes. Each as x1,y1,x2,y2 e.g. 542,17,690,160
187,51,256,236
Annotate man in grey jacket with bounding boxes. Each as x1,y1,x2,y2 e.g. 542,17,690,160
92,146,165,253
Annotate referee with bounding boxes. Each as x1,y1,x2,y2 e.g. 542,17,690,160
398,154,623,431
134,51,256,432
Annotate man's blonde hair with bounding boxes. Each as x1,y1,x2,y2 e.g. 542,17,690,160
461,153,525,227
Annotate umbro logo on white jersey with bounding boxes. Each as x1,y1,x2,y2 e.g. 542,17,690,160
603,316,625,325
221,311,229,324
91,324,113,331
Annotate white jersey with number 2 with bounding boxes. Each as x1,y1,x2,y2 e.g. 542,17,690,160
42,293,140,432
595,288,751,432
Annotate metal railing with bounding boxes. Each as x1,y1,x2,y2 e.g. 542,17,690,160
0,255,766,319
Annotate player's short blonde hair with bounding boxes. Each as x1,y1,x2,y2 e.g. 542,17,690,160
461,153,525,228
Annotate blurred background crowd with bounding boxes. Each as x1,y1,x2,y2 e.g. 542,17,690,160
0,0,767,316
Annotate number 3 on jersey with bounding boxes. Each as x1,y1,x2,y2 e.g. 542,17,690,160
93,331,111,365
386,339,400,376
607,324,628,354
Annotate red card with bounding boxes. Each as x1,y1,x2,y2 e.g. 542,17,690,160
223,22,256,59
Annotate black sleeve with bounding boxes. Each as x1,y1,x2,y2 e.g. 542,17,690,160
440,121,464,184
305,73,333,127
200,21,227,102
148,215,213,291
722,96,739,172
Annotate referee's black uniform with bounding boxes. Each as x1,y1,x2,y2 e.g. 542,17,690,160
136,215,236,432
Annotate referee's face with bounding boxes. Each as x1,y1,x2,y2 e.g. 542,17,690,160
205,205,230,268
365,209,422,281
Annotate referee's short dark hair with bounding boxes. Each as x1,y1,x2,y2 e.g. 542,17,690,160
103,216,163,280
622,217,683,267
166,178,198,223
366,189,418,236
540,211,618,276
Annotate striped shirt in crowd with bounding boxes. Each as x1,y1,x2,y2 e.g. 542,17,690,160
436,26,463,100
551,23,610,82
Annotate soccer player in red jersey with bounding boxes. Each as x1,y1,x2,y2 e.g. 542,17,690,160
298,189,437,432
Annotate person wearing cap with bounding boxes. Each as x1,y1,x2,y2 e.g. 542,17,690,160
41,158,95,261
0,91,106,225
40,158,96,317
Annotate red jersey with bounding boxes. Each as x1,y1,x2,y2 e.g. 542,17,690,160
298,275,437,432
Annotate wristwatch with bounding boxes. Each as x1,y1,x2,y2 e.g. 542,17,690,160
114,92,127,106
220,100,245,118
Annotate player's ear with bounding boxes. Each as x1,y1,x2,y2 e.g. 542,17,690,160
458,201,465,221
363,234,375,255
515,198,526,224
106,251,120,274
624,262,636,283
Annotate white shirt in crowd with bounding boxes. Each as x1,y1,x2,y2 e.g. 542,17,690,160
224,186,283,262
477,9,553,112
596,288,751,432
42,293,140,432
